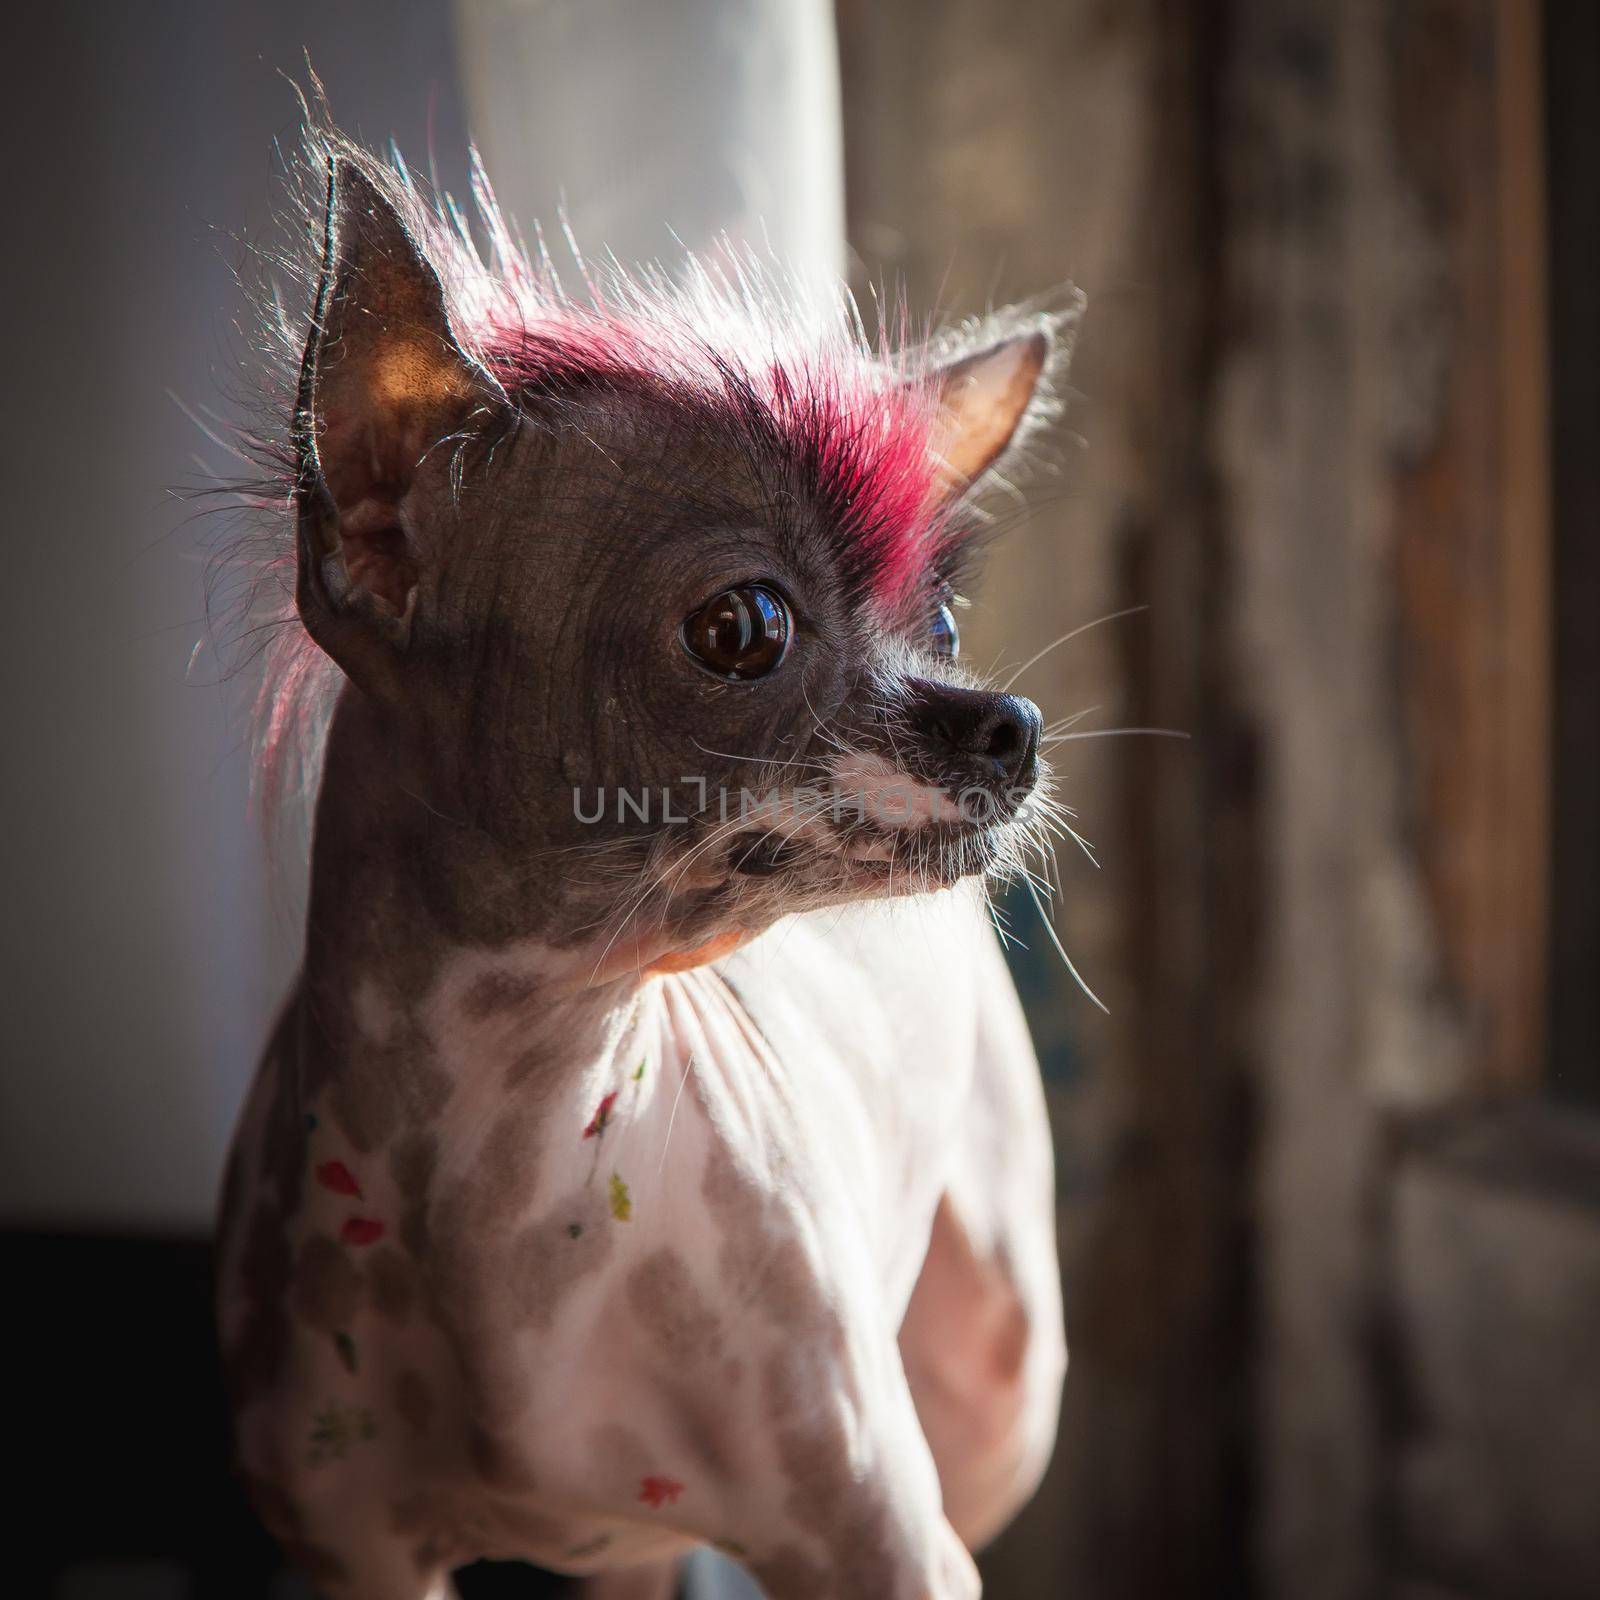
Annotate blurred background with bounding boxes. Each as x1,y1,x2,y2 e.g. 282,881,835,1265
2,1,1596,1597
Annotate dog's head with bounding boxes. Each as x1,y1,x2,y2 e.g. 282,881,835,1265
286,147,1074,970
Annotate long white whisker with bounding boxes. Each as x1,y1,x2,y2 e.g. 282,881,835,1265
690,739,830,774
656,1050,695,1175
1043,726,1190,744
1023,876,1109,1014
1002,606,1149,691
1042,705,1101,736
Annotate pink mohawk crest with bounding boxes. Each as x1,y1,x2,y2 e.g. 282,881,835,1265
433,147,966,614
217,120,1074,832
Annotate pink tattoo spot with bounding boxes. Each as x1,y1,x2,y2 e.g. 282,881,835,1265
639,1475,683,1509
315,1159,363,1198
340,1217,385,1247
583,1090,619,1141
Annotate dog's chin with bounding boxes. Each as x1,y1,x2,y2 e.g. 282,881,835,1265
716,807,1034,911
636,798,1037,957
580,807,1030,984
837,817,1022,894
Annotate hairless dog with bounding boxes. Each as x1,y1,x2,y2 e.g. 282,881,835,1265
217,124,1075,1600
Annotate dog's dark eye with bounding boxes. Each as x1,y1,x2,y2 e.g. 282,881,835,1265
929,601,960,661
681,584,792,680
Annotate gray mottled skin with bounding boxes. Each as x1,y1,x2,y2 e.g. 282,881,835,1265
216,147,1066,1600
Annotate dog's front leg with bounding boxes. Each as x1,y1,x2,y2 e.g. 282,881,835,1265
590,980,983,1600
597,1168,980,1599
897,930,1066,1551
640,1319,979,1600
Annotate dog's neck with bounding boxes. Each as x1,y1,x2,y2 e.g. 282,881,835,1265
295,688,646,1137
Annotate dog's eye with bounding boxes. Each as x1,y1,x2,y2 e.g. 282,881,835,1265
929,601,960,661
681,584,792,680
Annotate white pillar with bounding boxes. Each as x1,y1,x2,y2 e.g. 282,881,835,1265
453,0,845,292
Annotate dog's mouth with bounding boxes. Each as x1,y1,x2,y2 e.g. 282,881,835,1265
599,752,1049,969
837,812,1028,886
578,777,1044,986
721,783,1038,893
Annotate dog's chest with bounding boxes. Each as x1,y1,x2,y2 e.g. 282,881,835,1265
220,892,998,1571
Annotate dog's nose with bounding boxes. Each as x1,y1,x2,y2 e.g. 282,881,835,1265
905,682,1042,790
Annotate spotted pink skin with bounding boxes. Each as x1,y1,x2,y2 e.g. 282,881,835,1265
217,887,1064,1600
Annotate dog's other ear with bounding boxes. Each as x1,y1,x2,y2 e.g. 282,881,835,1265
926,329,1050,497
294,156,479,687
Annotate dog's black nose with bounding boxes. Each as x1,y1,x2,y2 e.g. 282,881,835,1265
905,682,1042,790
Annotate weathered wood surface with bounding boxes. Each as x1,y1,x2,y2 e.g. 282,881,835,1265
1222,1,1557,1595
839,2,1256,1595
1393,1112,1600,1598
838,3,1591,1598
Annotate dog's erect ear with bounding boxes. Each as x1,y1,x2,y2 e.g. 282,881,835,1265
925,329,1050,497
295,156,479,683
